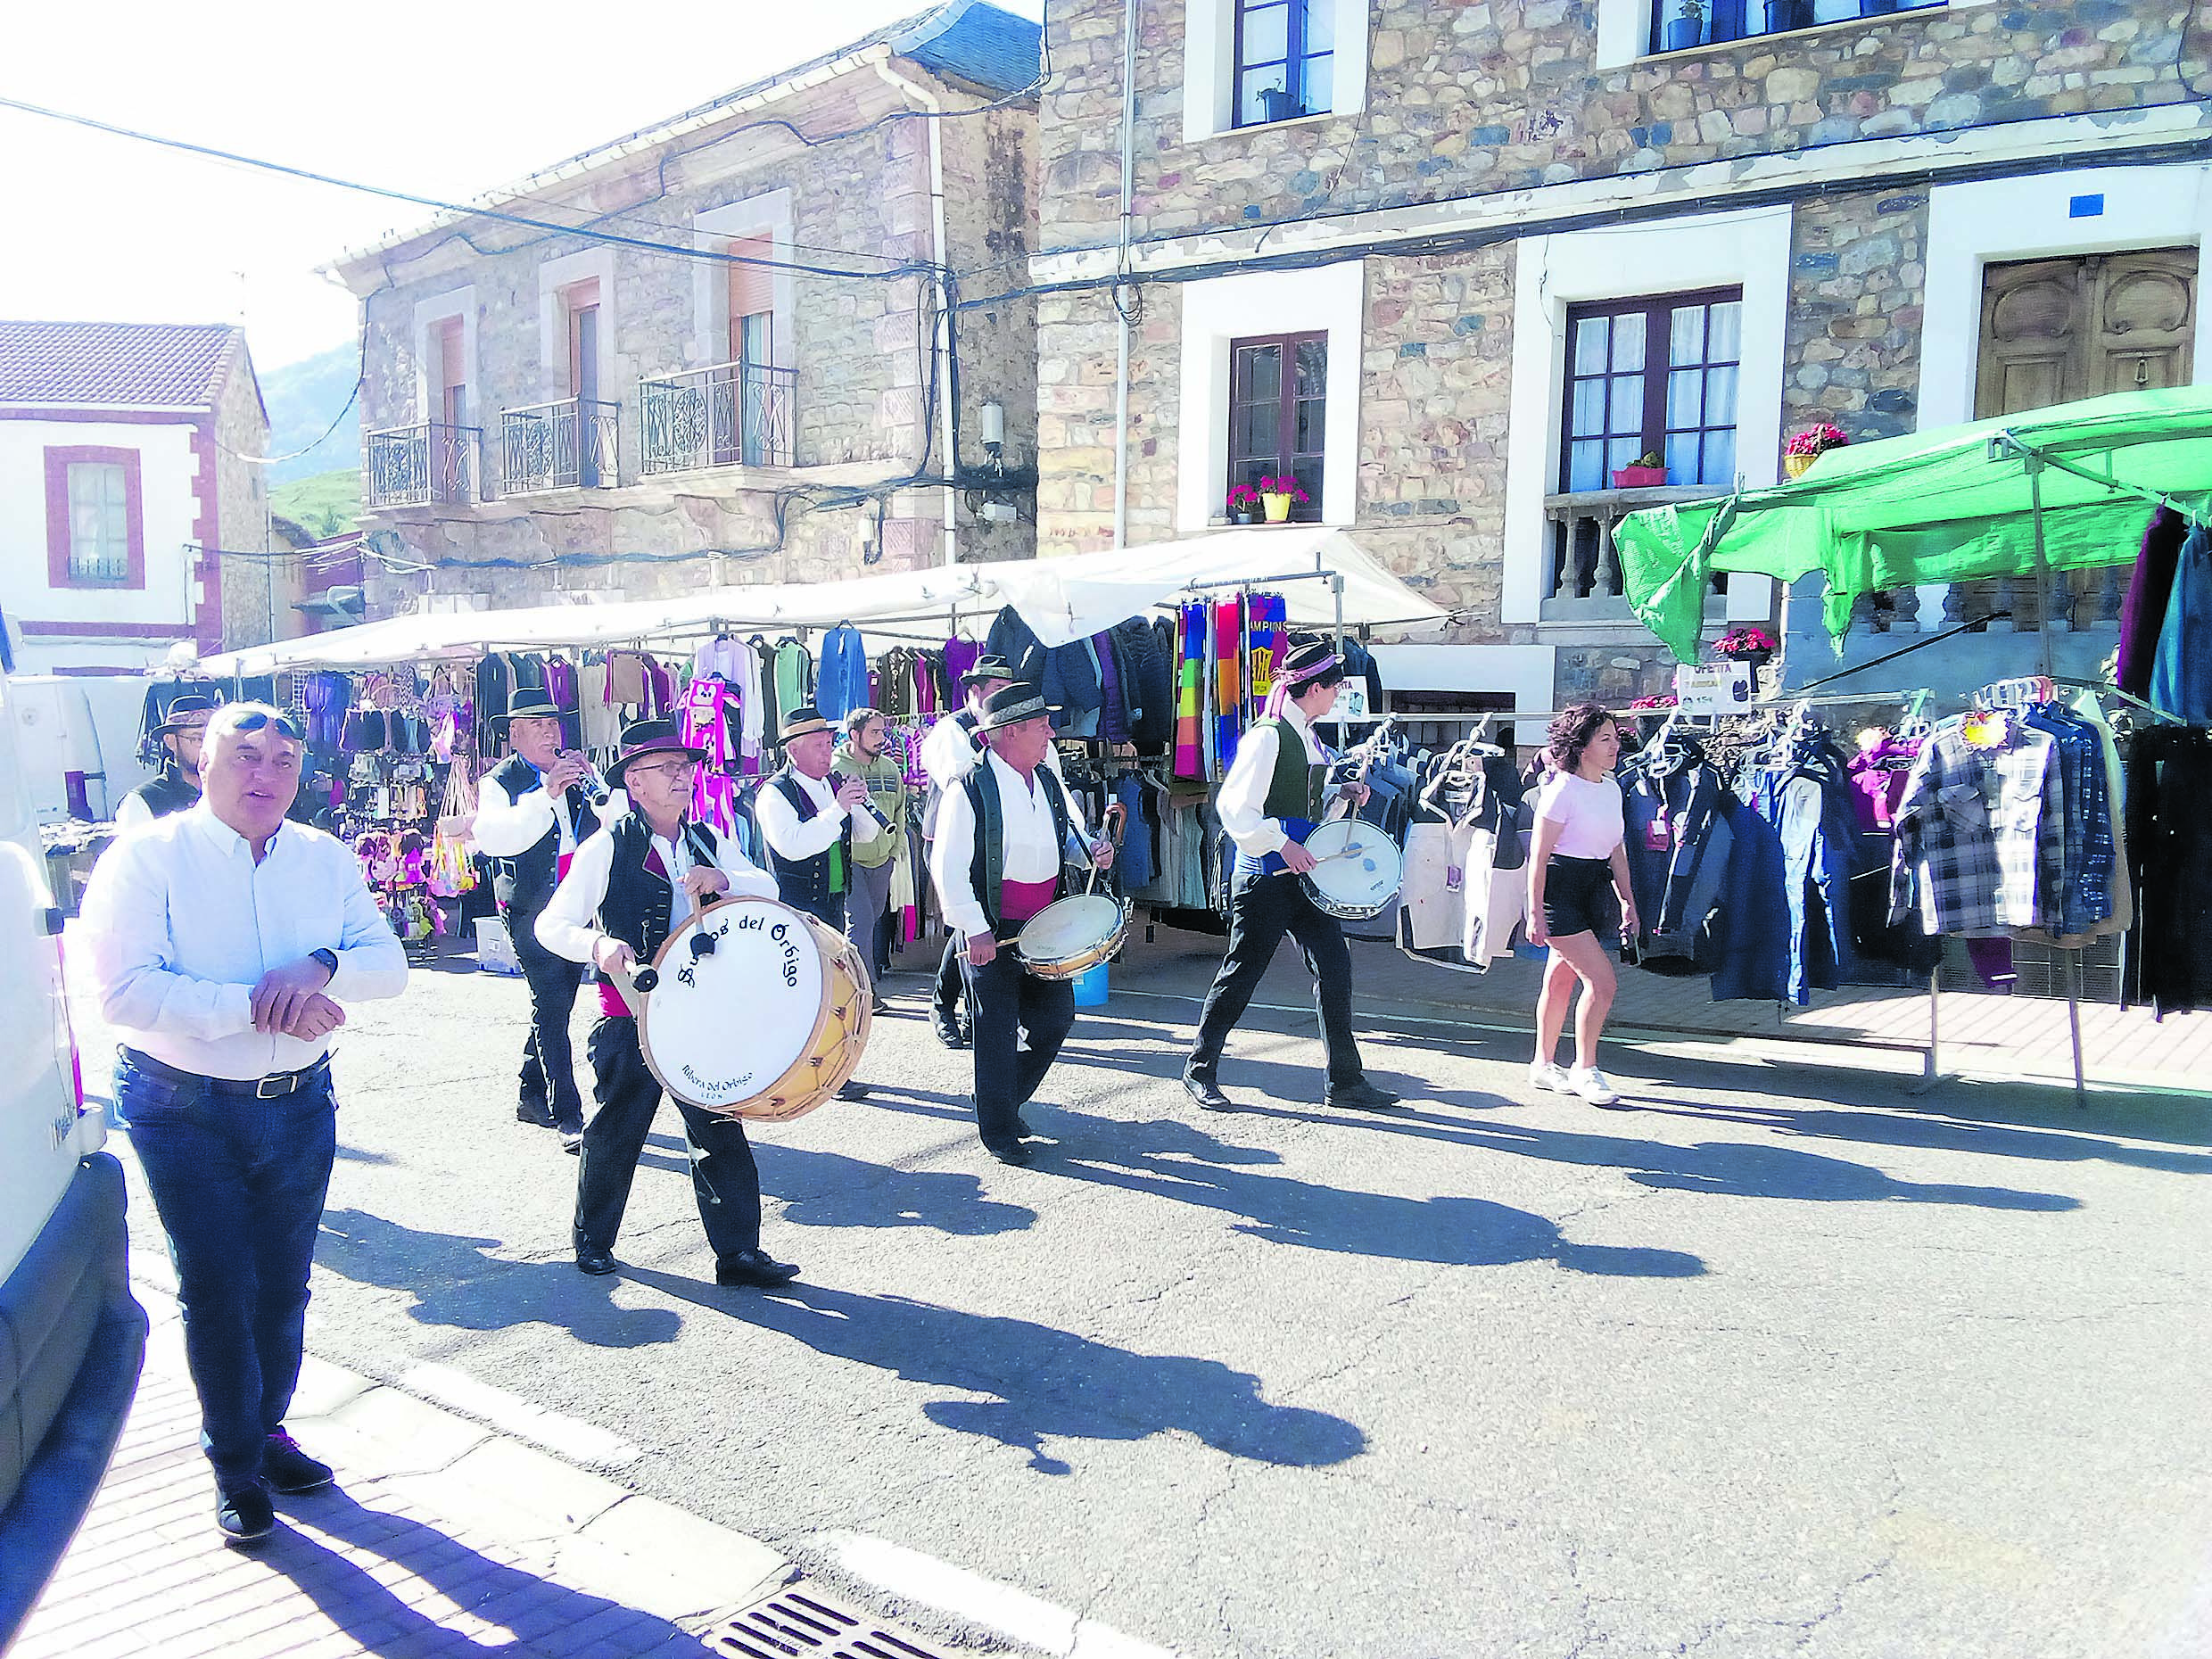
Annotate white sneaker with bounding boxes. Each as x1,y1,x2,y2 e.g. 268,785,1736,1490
1528,1061,1571,1093
1566,1067,1622,1106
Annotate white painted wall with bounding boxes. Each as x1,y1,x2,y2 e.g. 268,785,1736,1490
1502,204,1792,627
0,418,201,638
1920,161,2212,429
1177,259,1366,532
1372,640,1556,711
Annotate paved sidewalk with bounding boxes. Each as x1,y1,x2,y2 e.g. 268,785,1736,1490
16,1279,790,1659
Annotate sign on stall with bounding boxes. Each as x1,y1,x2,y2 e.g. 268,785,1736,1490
1672,661,1753,714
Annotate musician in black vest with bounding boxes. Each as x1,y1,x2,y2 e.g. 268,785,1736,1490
928,683,1114,1166
115,694,217,829
1184,640,1399,1114
474,690,606,1148
534,718,797,1285
756,705,875,1102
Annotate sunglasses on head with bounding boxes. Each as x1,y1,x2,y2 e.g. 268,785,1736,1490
231,710,305,743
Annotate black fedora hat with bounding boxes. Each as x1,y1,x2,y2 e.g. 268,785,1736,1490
607,718,708,784
154,694,219,735
962,654,1017,685
975,681,1057,733
499,689,563,726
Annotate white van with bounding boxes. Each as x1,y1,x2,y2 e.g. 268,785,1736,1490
0,615,146,1641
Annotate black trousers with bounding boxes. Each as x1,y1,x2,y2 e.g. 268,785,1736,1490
574,1017,763,1262
1190,871,1365,1087
961,944,1076,1150
510,902,585,1131
934,934,971,1028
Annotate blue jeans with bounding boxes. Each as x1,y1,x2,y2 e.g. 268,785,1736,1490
118,1050,337,1490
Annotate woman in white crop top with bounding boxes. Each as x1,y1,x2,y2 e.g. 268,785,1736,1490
1525,706,1637,1106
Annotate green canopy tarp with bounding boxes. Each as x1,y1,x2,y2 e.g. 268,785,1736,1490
1614,384,2212,663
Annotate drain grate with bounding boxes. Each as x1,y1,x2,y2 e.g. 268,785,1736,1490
703,1585,956,1659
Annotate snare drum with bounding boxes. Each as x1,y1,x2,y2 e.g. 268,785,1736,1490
1300,818,1404,920
1015,894,1128,980
628,896,871,1121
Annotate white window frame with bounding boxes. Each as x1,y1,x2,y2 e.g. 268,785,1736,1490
1177,260,1365,533
1502,204,1791,626
1182,0,1371,144
411,284,477,428
1597,0,1989,70
691,188,796,371
536,247,619,405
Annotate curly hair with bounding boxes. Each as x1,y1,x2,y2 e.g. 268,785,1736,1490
1546,703,1619,774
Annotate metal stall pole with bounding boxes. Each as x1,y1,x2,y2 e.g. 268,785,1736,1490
2023,450,2090,1110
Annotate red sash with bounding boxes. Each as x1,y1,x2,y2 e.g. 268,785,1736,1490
1000,878,1057,924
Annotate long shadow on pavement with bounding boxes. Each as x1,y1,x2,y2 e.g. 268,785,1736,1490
1035,1112,1708,1275
640,1135,1040,1236
620,1268,1366,1476
317,1209,682,1347
263,1485,706,1655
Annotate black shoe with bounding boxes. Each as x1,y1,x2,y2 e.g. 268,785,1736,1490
715,1250,800,1287
575,1246,619,1276
836,1081,871,1101
985,1140,1032,1167
561,1131,583,1155
933,1018,967,1050
516,1101,557,1127
1326,1078,1400,1112
260,1430,333,1495
218,1481,276,1546
1183,1070,1233,1111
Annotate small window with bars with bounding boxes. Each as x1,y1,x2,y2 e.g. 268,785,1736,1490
67,462,131,583
1560,289,1743,492
1233,0,1335,128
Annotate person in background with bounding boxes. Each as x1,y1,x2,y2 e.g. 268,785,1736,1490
929,683,1113,1166
535,718,796,1286
114,694,217,828
1525,705,1638,1107
79,703,409,1547
473,689,607,1151
836,706,909,1006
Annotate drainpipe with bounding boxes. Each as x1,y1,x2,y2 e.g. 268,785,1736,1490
1112,0,1140,549
874,59,960,569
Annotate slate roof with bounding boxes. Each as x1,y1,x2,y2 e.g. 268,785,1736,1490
0,320,243,408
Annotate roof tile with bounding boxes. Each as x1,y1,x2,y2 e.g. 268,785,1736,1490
0,320,243,408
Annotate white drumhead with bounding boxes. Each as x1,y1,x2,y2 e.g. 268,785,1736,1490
1303,819,1401,905
1019,895,1122,960
639,898,827,1110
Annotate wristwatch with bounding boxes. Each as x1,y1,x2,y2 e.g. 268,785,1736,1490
310,948,339,980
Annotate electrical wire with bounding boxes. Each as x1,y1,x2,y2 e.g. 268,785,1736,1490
215,376,362,465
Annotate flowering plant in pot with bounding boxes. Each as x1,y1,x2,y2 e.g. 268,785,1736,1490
1613,449,1669,489
1258,475,1309,523
1713,625,1778,666
1783,422,1847,478
1226,483,1262,524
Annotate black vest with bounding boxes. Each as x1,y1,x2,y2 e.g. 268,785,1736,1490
490,753,602,913
963,759,1075,936
764,770,849,914
597,813,723,975
123,765,199,821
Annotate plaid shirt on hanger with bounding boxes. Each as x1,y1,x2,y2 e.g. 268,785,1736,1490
1889,715,2060,937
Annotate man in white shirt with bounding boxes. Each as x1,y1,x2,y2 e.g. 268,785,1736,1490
79,703,409,1547
1184,640,1398,1114
114,693,216,829
471,689,609,1146
920,654,1019,1047
535,718,797,1287
929,683,1112,1166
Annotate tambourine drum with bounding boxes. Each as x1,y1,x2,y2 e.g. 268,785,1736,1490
1015,894,1128,980
1300,818,1404,920
628,896,871,1121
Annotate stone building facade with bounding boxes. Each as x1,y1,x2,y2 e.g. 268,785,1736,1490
1029,0,2212,713
337,1,1041,621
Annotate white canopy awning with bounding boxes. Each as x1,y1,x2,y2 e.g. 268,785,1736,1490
201,527,1450,677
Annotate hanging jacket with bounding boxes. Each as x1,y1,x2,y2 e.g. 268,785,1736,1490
985,605,1048,684
1118,618,1176,753
1623,758,1734,971
1754,741,1858,1003
2117,506,2188,699
816,624,871,722
2149,522,2212,722
1707,794,1793,1003
1044,636,1104,737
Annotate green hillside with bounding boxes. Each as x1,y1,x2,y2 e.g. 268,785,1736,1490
271,469,361,539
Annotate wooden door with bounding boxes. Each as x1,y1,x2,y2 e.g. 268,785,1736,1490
1976,248,2197,418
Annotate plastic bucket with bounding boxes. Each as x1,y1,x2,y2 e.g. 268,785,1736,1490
1073,962,1110,1007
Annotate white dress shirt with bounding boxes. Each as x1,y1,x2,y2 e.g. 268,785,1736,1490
1217,701,1336,859
929,752,1090,939
111,792,156,831
920,707,1067,793
473,762,600,858
79,804,409,1081
755,768,862,863
535,817,779,965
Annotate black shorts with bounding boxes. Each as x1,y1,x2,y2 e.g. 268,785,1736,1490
1543,854,1620,941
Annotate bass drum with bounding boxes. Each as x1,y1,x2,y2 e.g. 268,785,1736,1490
631,896,871,1121
1300,817,1404,921
1015,893,1128,980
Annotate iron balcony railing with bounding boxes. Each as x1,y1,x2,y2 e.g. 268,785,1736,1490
365,422,481,508
639,362,796,475
500,398,619,492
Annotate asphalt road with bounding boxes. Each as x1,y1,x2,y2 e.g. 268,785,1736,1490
78,929,2212,1659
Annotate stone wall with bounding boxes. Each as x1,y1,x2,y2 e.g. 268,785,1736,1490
1783,187,1928,442
1038,0,2208,250
212,359,286,649
1035,282,1184,556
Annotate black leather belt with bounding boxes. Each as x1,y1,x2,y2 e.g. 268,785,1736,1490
121,1047,332,1100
